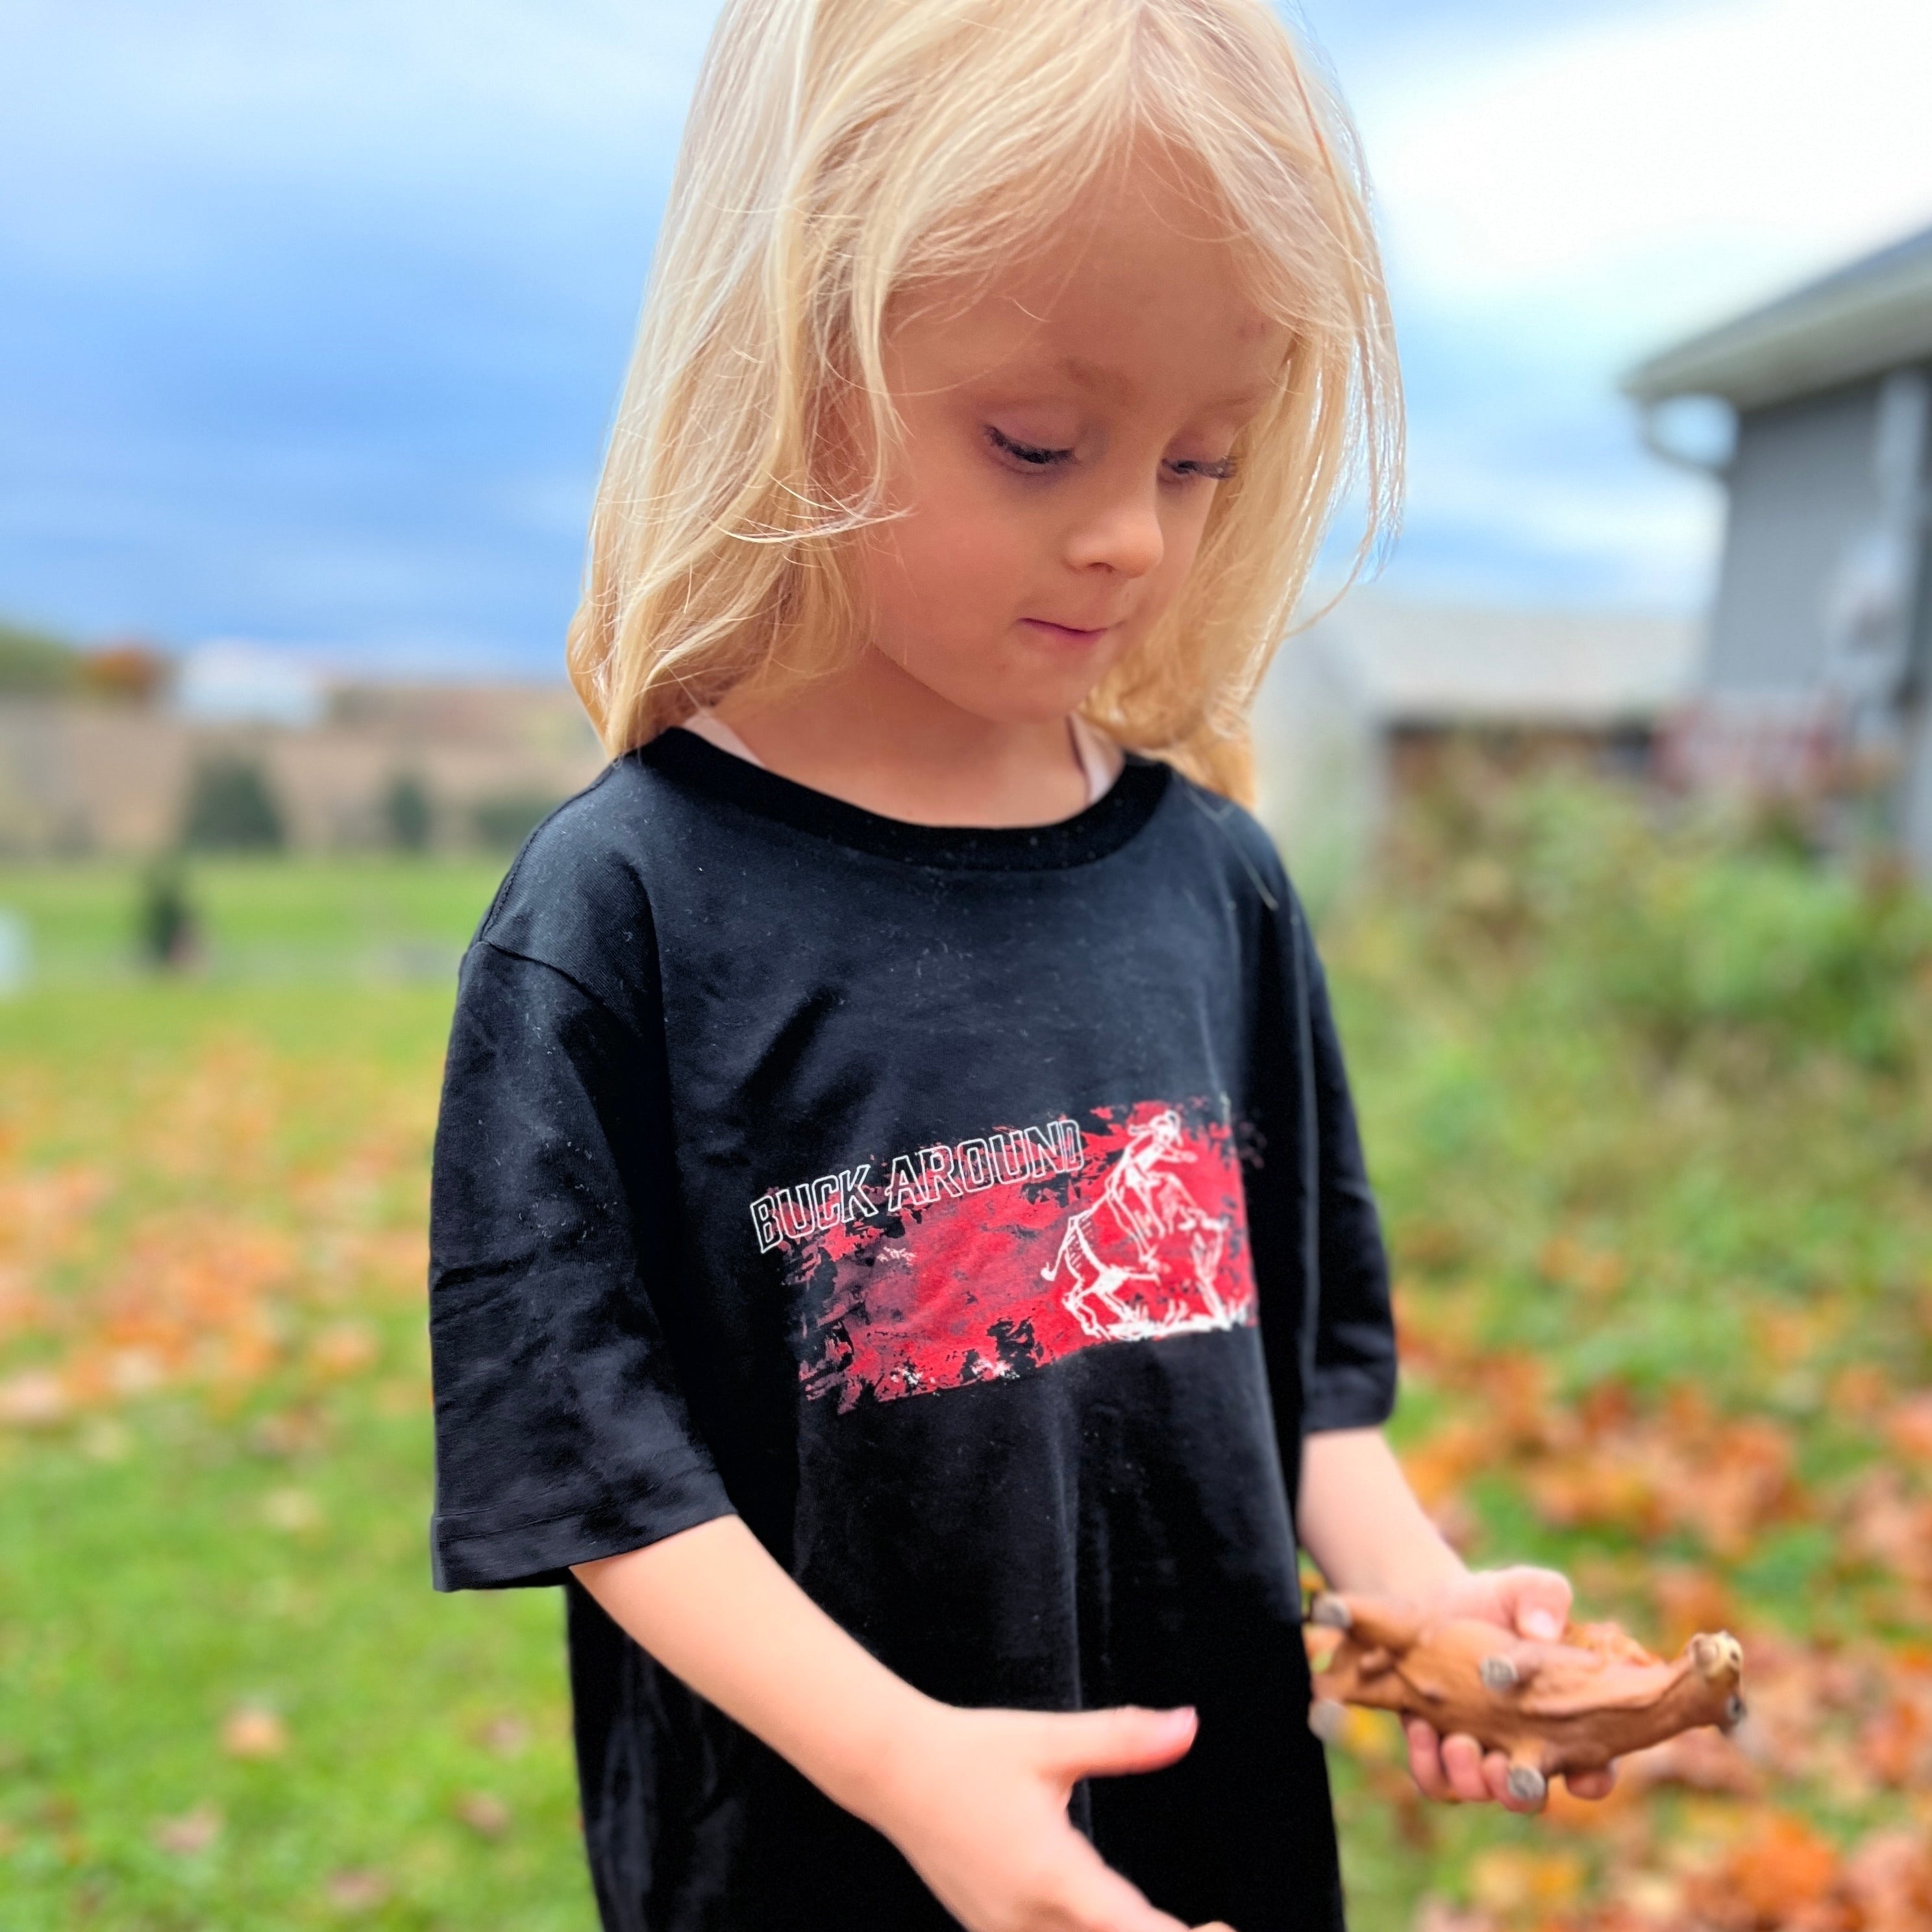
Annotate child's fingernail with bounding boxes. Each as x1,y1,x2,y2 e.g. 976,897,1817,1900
1524,1610,1560,1639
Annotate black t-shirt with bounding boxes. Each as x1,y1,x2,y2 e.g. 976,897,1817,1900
428,728,1397,1932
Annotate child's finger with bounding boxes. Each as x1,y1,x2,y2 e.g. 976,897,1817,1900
1404,1716,1454,1800
1438,1731,1492,1803
1483,1748,1547,1813
1564,1765,1617,1800
1036,1704,1198,1781
1498,1566,1573,1642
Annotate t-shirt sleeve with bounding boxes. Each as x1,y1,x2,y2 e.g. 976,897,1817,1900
1298,913,1399,1434
427,937,736,1591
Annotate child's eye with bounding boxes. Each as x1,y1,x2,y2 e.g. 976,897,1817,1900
1167,456,1239,483
985,425,1073,469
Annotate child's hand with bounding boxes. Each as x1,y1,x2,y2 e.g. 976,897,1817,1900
865,1701,1231,1932
1400,1566,1620,1814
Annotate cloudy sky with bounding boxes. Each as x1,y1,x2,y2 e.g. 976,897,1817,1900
1,0,1929,676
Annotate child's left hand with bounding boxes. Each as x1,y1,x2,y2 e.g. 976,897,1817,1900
1400,1566,1619,1814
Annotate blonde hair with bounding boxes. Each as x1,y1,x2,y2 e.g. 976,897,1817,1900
567,0,1401,802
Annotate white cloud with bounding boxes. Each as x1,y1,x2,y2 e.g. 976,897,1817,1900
1359,0,1932,347
1329,0,1932,613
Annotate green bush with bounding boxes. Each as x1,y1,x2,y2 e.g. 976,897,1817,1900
471,792,564,852
1376,769,1932,1073
180,757,287,852
136,863,199,969
384,773,434,853
0,619,79,695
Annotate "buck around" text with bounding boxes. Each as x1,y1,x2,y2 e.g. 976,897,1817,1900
749,1117,1085,1254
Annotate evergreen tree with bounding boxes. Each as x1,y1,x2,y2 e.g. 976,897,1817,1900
181,758,286,852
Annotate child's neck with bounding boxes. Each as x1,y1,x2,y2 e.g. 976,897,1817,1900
712,646,1095,829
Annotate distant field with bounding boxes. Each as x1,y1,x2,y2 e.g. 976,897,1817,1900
0,857,509,987
3,794,1931,1931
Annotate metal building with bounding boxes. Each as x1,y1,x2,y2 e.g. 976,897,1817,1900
1624,225,1932,870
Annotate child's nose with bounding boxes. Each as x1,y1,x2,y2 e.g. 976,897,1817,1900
1065,486,1165,580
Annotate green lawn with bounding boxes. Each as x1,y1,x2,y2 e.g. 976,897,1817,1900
0,858,508,986
2,791,1929,1931
0,862,593,1930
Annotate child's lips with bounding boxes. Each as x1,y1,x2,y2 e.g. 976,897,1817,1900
1021,617,1113,645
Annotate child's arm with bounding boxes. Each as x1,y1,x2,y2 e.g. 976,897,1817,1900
1298,1427,1617,1813
574,1521,1230,1932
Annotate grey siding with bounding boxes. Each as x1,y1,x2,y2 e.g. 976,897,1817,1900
1705,379,1881,693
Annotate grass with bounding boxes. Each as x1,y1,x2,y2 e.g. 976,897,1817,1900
0,858,506,985
0,863,592,1930
3,783,1931,1930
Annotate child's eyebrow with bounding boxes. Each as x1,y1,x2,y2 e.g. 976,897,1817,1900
1059,354,1139,404
1056,356,1278,417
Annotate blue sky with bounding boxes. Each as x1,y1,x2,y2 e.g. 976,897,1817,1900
1,0,1928,678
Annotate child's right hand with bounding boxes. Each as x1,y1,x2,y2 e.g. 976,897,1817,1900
861,1702,1232,1932
573,1527,1232,1930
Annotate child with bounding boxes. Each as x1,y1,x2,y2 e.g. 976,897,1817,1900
427,2,1615,1927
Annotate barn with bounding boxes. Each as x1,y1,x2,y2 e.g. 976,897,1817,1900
1623,225,1932,870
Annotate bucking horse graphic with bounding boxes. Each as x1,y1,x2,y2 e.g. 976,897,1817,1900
1041,1109,1241,1343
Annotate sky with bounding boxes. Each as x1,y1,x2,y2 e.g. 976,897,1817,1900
1,0,1929,678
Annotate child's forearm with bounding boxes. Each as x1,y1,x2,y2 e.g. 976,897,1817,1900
1296,1427,1467,1599
575,1519,1210,1932
573,1516,933,1823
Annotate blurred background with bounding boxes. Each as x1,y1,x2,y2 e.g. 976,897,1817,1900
2,1,1930,1926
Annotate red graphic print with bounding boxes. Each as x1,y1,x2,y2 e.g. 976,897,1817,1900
773,1100,1256,1409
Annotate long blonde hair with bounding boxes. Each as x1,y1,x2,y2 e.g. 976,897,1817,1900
568,0,1401,803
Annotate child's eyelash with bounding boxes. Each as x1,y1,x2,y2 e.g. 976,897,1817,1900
1168,456,1239,483
985,426,1072,467
984,426,1237,484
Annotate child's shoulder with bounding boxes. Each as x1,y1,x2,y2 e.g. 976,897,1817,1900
465,753,683,1015
1159,765,1298,917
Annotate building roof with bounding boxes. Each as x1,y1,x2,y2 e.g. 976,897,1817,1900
1293,597,1700,729
1623,224,1932,412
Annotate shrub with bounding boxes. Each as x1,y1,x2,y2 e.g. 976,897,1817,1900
1375,768,1932,1074
383,773,433,852
136,865,199,969
472,792,563,851
0,621,79,695
180,758,286,852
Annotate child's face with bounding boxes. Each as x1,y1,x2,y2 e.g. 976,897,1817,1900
859,162,1290,728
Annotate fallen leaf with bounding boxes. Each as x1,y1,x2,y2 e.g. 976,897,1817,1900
478,1714,530,1758
153,1803,222,1855
308,1322,378,1380
1650,1567,1737,1652
262,1487,323,1533
1842,1468,1932,1588
325,1868,391,1912
1413,1901,1498,1932
0,1370,69,1428
1840,1830,1932,1929
1683,1813,1840,1929
1853,1667,1932,1788
1468,1844,1586,1916
221,1705,288,1759
1885,1393,1932,1465
452,1790,512,1839
247,1406,330,1459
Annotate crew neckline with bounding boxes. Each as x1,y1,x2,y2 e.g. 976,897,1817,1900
681,708,1124,810
640,726,1171,872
